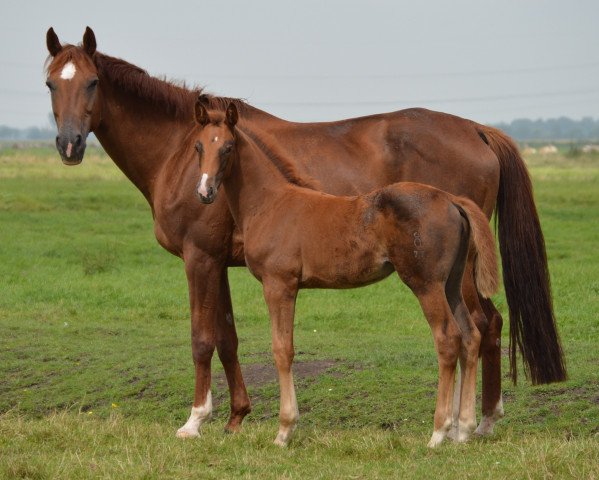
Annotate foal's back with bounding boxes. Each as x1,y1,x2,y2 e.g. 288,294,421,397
245,181,466,291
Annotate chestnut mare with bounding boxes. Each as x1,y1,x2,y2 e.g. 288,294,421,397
44,27,565,439
192,101,499,446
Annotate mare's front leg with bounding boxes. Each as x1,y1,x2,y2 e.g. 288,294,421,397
176,252,249,437
217,268,251,432
262,276,300,447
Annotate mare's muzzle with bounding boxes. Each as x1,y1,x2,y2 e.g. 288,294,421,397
55,124,86,165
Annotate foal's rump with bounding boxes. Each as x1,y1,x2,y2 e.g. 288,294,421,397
369,182,498,297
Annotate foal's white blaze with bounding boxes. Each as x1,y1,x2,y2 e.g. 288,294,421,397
198,173,209,197
176,391,213,438
212,136,219,143
60,61,77,80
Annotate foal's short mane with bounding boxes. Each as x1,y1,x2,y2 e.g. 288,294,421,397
242,129,322,191
47,45,251,121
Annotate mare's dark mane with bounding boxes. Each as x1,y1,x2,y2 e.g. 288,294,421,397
47,45,251,121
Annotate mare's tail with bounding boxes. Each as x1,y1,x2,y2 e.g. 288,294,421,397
477,125,567,385
452,197,499,299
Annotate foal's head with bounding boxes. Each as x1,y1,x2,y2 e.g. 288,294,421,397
45,27,101,165
193,98,239,204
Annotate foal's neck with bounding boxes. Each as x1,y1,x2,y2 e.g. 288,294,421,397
223,129,294,230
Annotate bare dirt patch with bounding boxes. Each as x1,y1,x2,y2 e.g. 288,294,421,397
214,359,339,389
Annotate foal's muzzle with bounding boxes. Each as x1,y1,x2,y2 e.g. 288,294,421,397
56,127,86,165
196,183,216,204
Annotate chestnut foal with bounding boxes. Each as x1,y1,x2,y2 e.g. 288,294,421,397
192,101,499,447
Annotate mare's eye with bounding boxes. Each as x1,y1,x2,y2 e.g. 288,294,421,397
45,81,56,92
87,78,99,90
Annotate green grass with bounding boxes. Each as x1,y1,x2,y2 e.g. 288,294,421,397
1,147,598,479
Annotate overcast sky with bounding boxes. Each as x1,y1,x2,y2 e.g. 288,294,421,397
1,0,598,128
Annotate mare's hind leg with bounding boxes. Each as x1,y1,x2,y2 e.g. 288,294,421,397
415,285,462,448
475,297,504,436
262,276,300,447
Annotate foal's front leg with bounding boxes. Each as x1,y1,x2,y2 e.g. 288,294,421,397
262,276,299,447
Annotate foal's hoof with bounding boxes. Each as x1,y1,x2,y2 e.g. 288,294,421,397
273,432,291,447
176,427,200,439
427,430,447,448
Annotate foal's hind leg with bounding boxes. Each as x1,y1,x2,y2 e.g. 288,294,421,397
448,266,488,441
415,285,462,448
262,276,300,447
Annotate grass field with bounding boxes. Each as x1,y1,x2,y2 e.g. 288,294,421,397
1,145,598,479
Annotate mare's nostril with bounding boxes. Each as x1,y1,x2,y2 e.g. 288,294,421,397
75,135,82,147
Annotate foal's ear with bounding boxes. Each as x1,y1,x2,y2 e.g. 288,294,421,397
46,27,62,57
225,103,239,129
82,26,97,56
195,100,210,126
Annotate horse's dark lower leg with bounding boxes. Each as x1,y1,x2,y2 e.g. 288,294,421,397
475,297,504,435
216,268,251,432
176,254,222,438
460,265,504,436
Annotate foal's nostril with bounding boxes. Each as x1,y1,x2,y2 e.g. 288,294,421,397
75,135,82,147
208,186,214,197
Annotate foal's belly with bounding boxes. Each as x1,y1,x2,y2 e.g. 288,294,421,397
299,257,394,289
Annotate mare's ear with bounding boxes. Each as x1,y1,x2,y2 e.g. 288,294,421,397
83,26,97,56
46,27,62,57
225,103,238,129
195,99,209,126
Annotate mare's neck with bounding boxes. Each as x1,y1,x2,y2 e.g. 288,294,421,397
223,129,293,230
93,78,193,206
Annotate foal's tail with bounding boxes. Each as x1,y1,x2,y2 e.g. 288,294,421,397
452,197,499,299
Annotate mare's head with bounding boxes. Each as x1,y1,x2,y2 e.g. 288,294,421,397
193,98,239,204
45,27,101,165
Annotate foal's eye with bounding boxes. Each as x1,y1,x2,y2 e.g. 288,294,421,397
195,142,203,154
87,78,99,90
222,143,233,154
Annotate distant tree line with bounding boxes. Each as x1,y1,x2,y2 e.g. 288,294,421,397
492,116,599,141
0,125,56,140
1,116,598,141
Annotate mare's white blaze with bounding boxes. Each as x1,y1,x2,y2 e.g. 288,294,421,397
176,391,213,438
60,62,77,80
66,143,73,158
198,173,209,197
